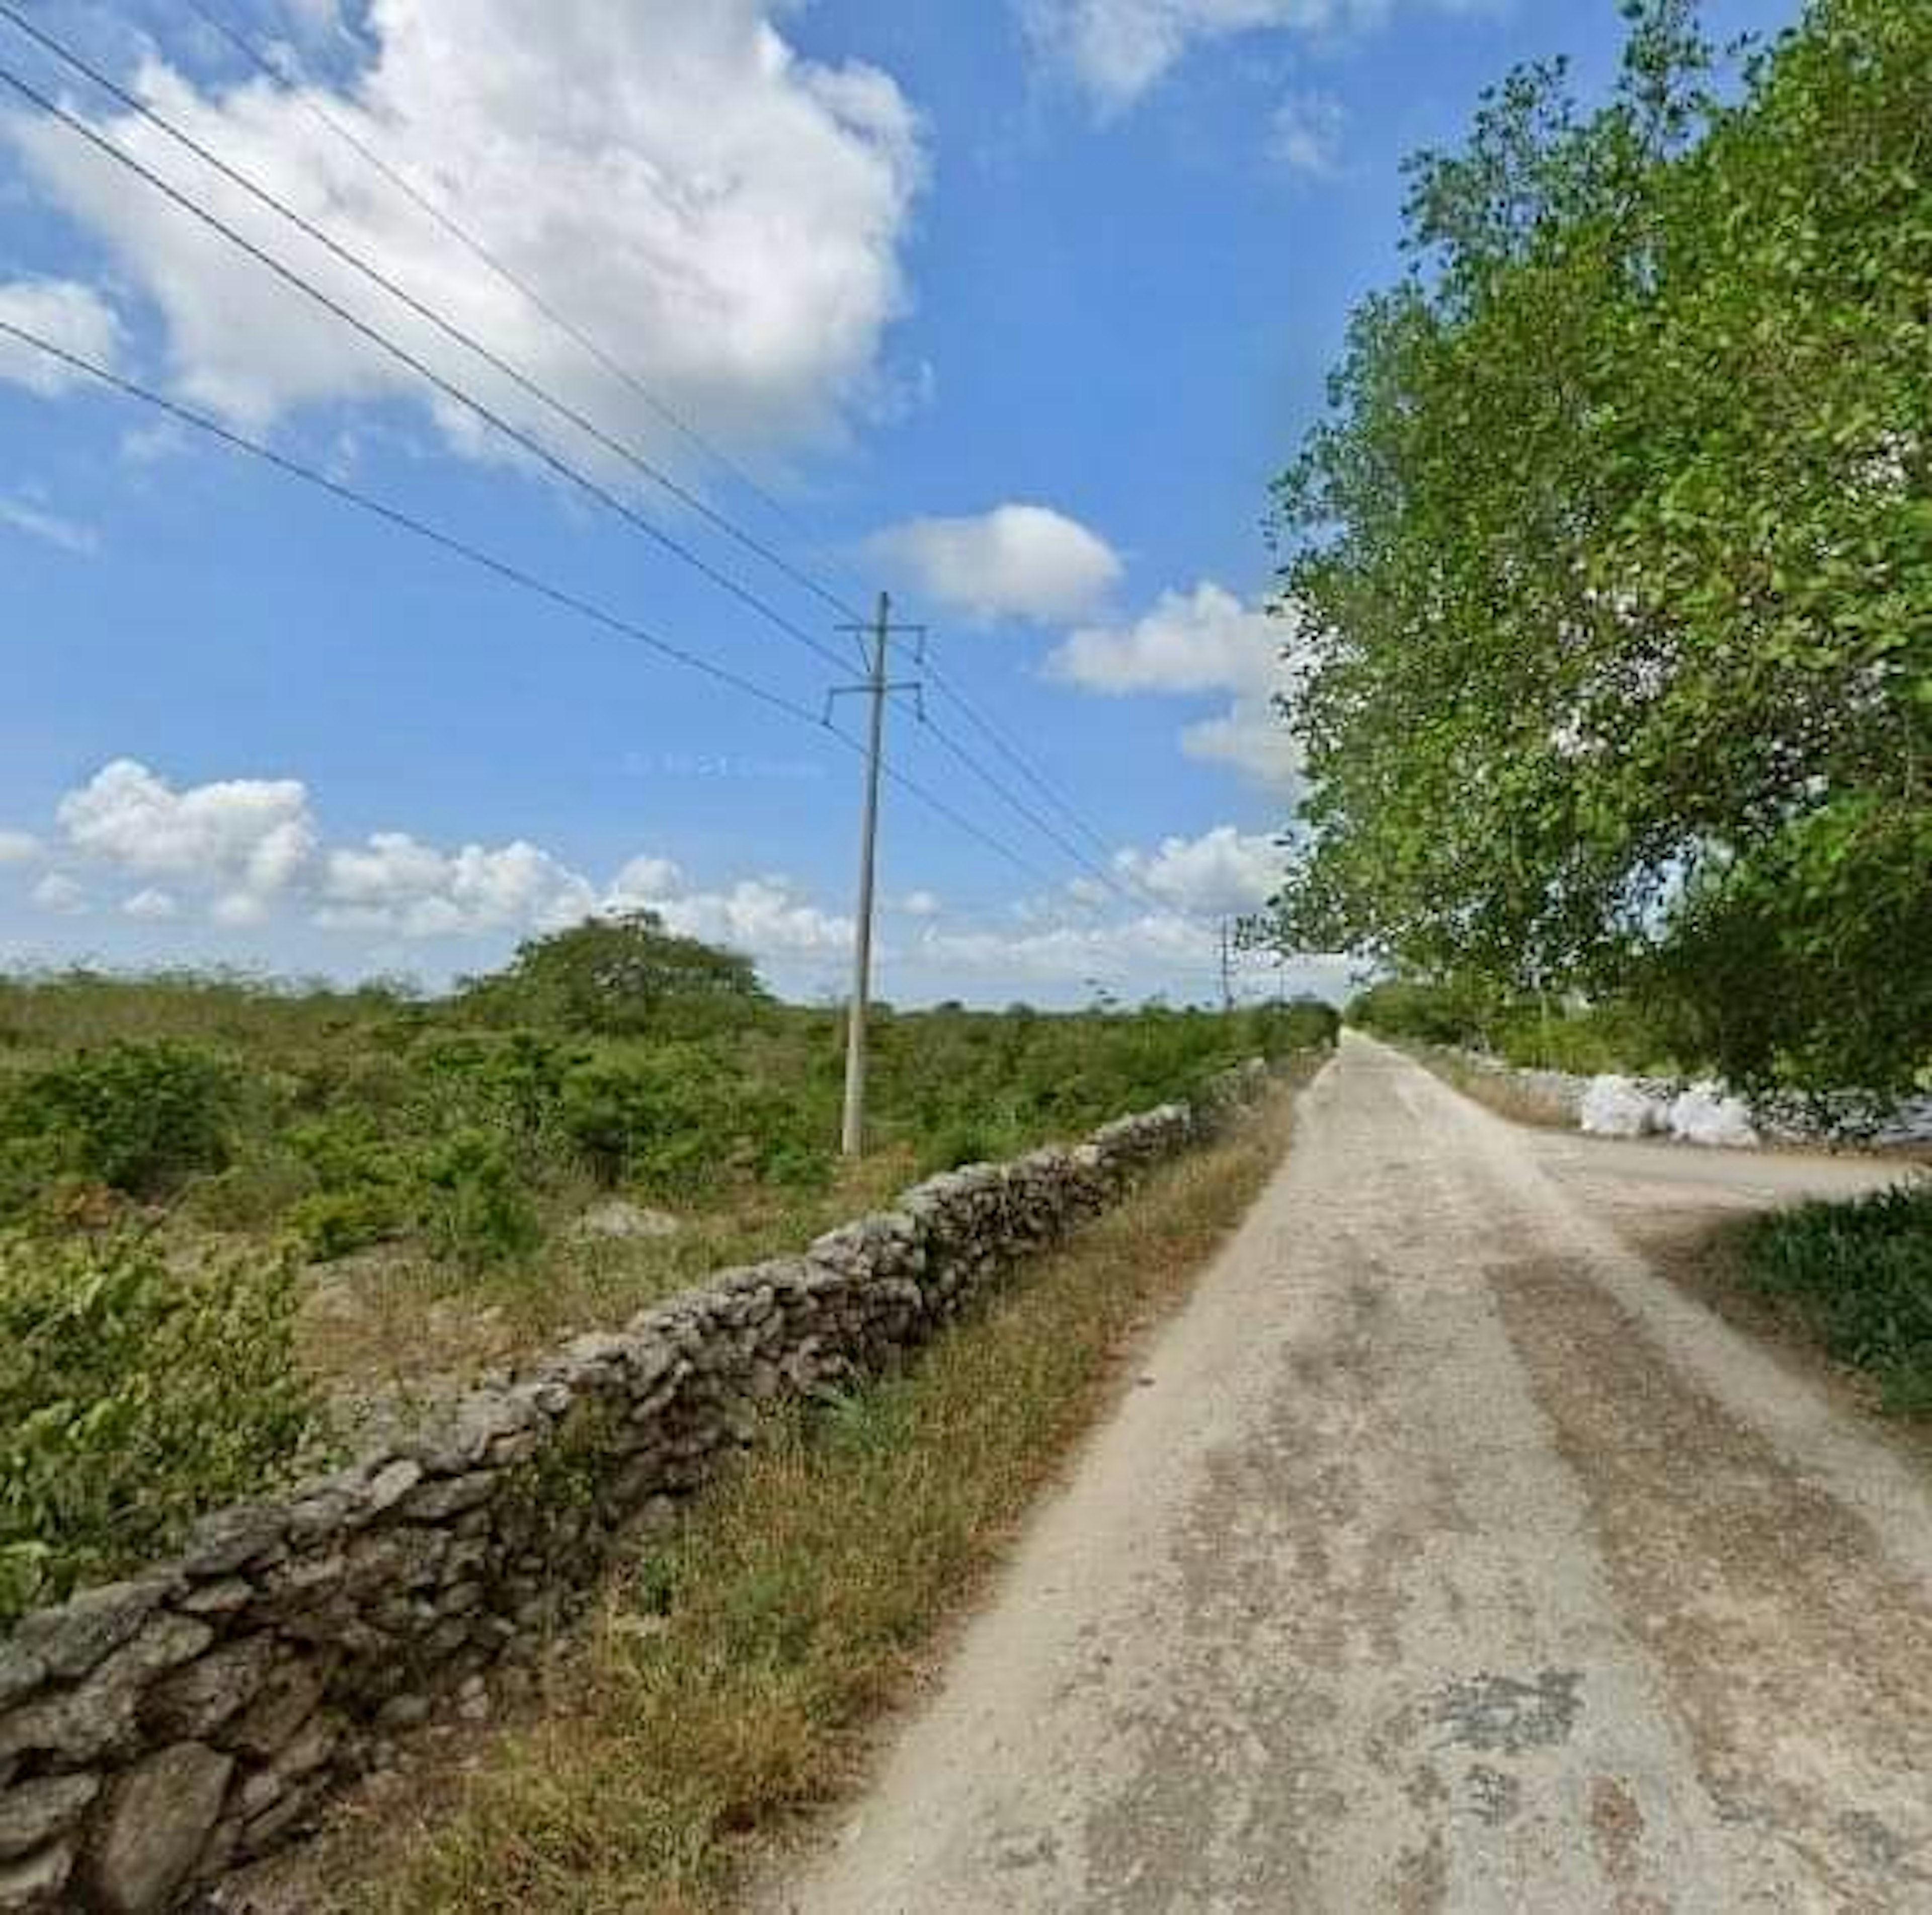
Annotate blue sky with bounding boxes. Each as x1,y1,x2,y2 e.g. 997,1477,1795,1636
0,0,1801,1006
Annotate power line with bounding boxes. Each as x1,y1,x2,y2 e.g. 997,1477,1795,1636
913,712,1148,911
3,11,1202,915
1,19,1204,917
0,41,852,681
0,2,863,630
924,659,1121,868
0,317,1055,888
175,0,870,620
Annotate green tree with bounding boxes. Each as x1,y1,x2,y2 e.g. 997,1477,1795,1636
459,911,767,1036
1268,0,1932,1093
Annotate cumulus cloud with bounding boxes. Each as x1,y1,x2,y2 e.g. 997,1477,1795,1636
0,278,123,395
0,831,40,865
869,504,1122,624
1048,581,1302,789
122,887,181,921
1020,0,1498,111
58,760,317,901
608,859,853,957
1049,580,1275,695
1113,825,1279,914
11,1,924,458
318,832,597,939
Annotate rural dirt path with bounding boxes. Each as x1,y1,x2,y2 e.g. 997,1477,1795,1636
771,1033,1931,1913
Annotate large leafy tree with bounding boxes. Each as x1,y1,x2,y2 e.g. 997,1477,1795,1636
459,911,767,1035
1269,0,1932,1091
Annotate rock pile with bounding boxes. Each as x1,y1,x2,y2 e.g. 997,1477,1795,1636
0,1068,1268,1912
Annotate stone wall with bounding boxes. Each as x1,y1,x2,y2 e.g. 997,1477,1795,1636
0,1062,1274,1912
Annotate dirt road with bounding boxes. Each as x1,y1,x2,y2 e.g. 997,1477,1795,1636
774,1034,1930,1912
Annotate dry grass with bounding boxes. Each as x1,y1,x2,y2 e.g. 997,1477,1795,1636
285,1090,1301,1915
297,1149,923,1399
1399,1044,1577,1130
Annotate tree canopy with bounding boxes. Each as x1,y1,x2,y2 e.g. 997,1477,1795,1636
459,910,768,1035
1267,0,1932,1092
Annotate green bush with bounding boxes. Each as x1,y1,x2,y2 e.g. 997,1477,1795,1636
0,1040,242,1200
1347,980,1488,1048
1741,1186,1932,1413
0,1231,320,1620
423,1129,543,1272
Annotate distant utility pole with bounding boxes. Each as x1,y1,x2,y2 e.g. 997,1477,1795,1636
829,592,924,1157
1219,919,1236,1014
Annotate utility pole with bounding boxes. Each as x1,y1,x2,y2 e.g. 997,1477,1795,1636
1219,918,1236,1014
829,593,924,1157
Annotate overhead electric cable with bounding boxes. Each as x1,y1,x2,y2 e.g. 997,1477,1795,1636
106,0,1175,896
175,0,869,619
0,2,862,628
3,17,1201,913
914,714,1150,911
0,45,852,679
0,317,1056,888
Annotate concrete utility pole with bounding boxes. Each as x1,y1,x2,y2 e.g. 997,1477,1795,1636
830,593,924,1157
1220,918,1236,1014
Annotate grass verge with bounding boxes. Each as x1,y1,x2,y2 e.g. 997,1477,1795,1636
295,1084,1303,1914
1736,1183,1932,1414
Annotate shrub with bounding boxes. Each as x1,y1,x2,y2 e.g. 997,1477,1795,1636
0,1040,242,1200
423,1129,543,1272
0,1231,319,1620
1741,1186,1932,1413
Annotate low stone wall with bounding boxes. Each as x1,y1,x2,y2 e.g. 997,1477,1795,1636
0,1062,1274,1912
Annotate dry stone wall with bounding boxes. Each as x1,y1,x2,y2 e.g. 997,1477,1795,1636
0,1061,1273,1912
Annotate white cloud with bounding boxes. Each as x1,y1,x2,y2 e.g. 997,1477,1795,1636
607,859,853,957
0,278,123,395
1181,704,1302,785
122,888,181,921
0,831,40,865
12,1,924,458
898,889,942,919
31,872,89,915
1268,90,1346,176
58,759,317,901
1021,0,1498,110
318,831,597,939
1049,580,1276,695
869,504,1122,624
1048,581,1302,790
0,496,101,555
1113,825,1279,914
609,855,686,902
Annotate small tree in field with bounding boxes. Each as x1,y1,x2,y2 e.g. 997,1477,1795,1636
460,912,768,1036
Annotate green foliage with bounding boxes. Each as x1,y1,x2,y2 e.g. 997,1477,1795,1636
0,1040,242,1200
1268,0,1932,1093
1741,1186,1932,1412
1348,979,1677,1074
423,1129,544,1272
1347,980,1489,1049
458,912,766,1037
0,1232,319,1620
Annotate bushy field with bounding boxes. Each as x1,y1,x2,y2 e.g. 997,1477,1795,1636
1347,980,1681,1078
0,919,1337,1618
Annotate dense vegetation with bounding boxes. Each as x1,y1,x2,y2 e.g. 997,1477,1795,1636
1741,1187,1932,1413
1268,0,1931,1099
0,919,1336,1617
1345,980,1679,1078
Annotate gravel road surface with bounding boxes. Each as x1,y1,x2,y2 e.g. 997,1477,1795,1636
774,1034,1928,1912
